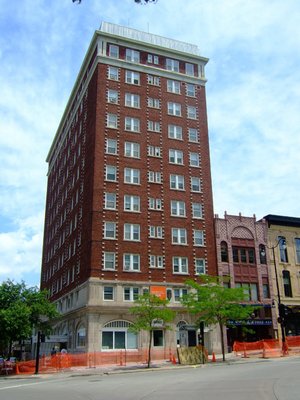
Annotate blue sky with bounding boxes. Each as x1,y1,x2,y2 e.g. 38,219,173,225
1,0,300,286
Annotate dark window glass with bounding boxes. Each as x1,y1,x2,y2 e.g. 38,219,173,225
283,270,292,297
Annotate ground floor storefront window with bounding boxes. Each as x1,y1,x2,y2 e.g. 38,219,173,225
102,320,137,349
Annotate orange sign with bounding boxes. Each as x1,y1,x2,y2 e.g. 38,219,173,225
150,286,166,300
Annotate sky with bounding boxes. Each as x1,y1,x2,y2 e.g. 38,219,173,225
0,0,300,287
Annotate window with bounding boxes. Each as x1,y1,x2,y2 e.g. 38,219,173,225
124,167,140,184
187,106,197,119
147,75,160,86
106,138,118,155
191,177,201,192
148,97,160,109
171,200,186,217
103,252,116,270
169,149,183,164
103,286,114,300
104,222,116,239
168,102,181,116
123,254,140,271
148,171,162,183
166,58,179,72
149,198,162,210
149,255,164,268
232,247,256,264
124,195,140,212
107,89,118,104
278,236,288,263
262,283,270,298
109,44,119,58
124,141,140,158
235,283,258,301
77,326,86,347
221,241,229,262
148,121,161,132
125,93,140,108
195,258,206,275
283,270,292,297
147,54,159,64
153,330,164,346
124,223,140,241
149,226,163,239
102,321,137,350
107,113,118,129
167,80,180,94
192,202,203,219
168,125,183,140
186,83,196,97
188,128,199,142
123,287,139,301
125,117,140,132
170,174,184,190
174,288,188,302
105,165,117,182
125,49,140,63
295,238,300,264
259,244,267,264
125,70,140,85
108,66,119,81
194,230,204,246
190,152,200,167
105,192,116,210
173,257,188,274
172,228,187,245
148,145,161,157
185,62,194,76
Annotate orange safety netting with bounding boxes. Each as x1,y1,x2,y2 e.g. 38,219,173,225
15,347,177,375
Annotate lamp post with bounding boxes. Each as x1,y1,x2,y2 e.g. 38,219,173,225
262,238,287,353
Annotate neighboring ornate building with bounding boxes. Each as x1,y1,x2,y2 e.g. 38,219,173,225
40,22,218,355
215,212,276,349
263,215,300,338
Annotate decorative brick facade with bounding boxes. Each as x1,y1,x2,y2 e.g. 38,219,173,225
40,23,217,354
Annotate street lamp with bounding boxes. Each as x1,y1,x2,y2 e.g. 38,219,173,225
261,238,287,353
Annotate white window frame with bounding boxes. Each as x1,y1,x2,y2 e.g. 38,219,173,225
148,171,162,184
170,174,184,190
124,167,140,184
167,80,181,94
123,287,140,301
103,286,114,300
108,66,119,81
149,226,163,239
194,230,204,246
109,44,119,58
125,117,140,132
106,138,118,155
148,97,160,109
168,125,183,140
149,198,162,210
190,152,200,167
185,62,195,76
125,93,140,108
168,102,181,116
147,75,160,86
173,257,188,274
107,89,118,104
107,113,118,129
124,141,140,158
105,192,116,210
105,165,117,182
188,128,199,143
148,146,161,157
148,121,161,132
191,177,201,192
187,106,197,120
192,202,203,219
125,70,140,85
147,54,159,65
104,222,117,240
123,254,140,271
174,288,188,302
125,49,140,63
186,83,196,97
124,223,140,241
103,252,116,270
195,258,206,275
169,149,183,165
172,228,187,245
124,195,140,212
166,58,179,72
150,255,164,268
171,200,186,217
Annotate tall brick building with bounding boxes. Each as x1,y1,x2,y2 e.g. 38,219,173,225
41,22,217,353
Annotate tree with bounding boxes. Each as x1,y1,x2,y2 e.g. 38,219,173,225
182,276,259,361
0,280,59,357
129,293,175,368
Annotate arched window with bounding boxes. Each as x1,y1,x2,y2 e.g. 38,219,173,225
176,320,187,344
259,244,267,264
76,325,86,347
278,236,288,263
102,320,137,350
220,241,228,262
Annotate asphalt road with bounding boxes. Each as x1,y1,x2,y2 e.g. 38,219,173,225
0,357,299,400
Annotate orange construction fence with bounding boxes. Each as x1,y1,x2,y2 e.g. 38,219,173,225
15,347,178,375
233,335,300,358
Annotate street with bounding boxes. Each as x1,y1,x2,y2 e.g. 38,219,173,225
0,357,299,400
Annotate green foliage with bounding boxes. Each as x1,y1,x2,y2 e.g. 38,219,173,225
129,293,175,367
182,276,260,361
0,280,59,355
